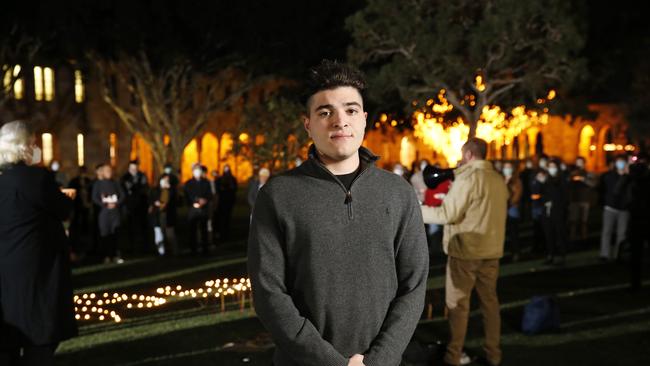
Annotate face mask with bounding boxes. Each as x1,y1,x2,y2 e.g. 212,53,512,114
51,161,60,171
537,175,547,183
525,161,533,169
502,167,513,177
129,166,138,176
615,161,626,171
159,179,170,189
560,163,567,171
31,146,42,165
224,166,230,174
393,167,404,176
539,160,547,169
548,167,558,177
164,167,172,174
192,169,202,179
576,160,584,169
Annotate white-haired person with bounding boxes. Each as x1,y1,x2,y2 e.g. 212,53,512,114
0,121,77,366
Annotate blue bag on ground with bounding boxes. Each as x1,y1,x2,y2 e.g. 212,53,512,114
521,295,560,335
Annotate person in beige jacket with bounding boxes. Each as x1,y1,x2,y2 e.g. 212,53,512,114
421,138,508,366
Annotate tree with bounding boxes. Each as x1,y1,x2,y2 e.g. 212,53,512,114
91,50,259,173
0,26,40,109
346,0,586,137
233,94,308,172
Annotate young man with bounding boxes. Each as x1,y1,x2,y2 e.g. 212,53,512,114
248,60,429,366
421,138,508,366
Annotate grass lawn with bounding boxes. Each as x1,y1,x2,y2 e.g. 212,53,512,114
55,198,649,366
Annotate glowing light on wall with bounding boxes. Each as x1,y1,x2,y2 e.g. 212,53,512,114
200,133,219,175
413,103,549,166
109,133,117,167
181,139,198,182
130,134,153,182
44,67,54,101
399,136,416,169
34,66,43,101
77,134,84,167
74,70,84,103
41,133,53,166
3,65,24,100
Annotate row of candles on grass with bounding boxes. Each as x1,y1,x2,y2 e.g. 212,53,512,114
74,277,253,323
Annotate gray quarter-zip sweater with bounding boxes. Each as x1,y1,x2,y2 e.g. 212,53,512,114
248,145,429,366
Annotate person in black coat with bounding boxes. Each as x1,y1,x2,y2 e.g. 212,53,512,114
0,121,77,366
67,165,94,262
92,164,126,263
542,159,570,265
184,164,213,254
120,160,149,254
215,164,238,241
626,154,650,291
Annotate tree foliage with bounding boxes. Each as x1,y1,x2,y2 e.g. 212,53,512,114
234,93,308,172
347,0,586,136
91,50,259,173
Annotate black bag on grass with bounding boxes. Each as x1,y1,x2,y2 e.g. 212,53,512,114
521,295,560,335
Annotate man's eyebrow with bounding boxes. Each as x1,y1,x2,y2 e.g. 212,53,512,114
315,104,334,110
314,101,363,111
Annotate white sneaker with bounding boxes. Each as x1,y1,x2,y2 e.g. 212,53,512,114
460,351,472,365
114,257,125,264
156,242,165,256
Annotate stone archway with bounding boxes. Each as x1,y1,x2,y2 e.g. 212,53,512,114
596,125,613,171
578,124,596,171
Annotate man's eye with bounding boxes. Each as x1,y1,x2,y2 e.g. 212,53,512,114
318,111,331,117
347,109,359,115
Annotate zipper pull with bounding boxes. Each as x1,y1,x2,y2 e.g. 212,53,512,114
345,191,352,204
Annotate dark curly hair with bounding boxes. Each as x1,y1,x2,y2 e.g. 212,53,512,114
302,59,366,109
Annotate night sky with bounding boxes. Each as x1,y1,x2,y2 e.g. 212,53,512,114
2,0,648,106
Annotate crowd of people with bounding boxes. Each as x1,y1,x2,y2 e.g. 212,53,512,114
397,152,649,272
53,159,266,263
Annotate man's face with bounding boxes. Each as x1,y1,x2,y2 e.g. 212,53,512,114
128,164,138,176
459,148,472,166
303,86,367,164
103,166,113,179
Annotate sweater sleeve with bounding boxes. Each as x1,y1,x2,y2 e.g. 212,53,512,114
363,192,429,366
247,188,348,366
421,175,473,225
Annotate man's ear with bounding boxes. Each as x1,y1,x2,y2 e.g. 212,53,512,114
303,115,311,137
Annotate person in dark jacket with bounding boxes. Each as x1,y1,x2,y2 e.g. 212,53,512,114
543,159,570,265
67,165,94,262
599,155,631,261
626,153,649,291
149,174,178,256
120,159,149,254
530,168,548,253
246,167,270,212
0,121,77,366
215,164,237,241
184,164,213,254
92,164,125,264
248,60,429,366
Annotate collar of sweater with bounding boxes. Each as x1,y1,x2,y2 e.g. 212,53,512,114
303,144,379,182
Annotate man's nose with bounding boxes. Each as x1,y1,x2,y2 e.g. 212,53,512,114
331,111,349,129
